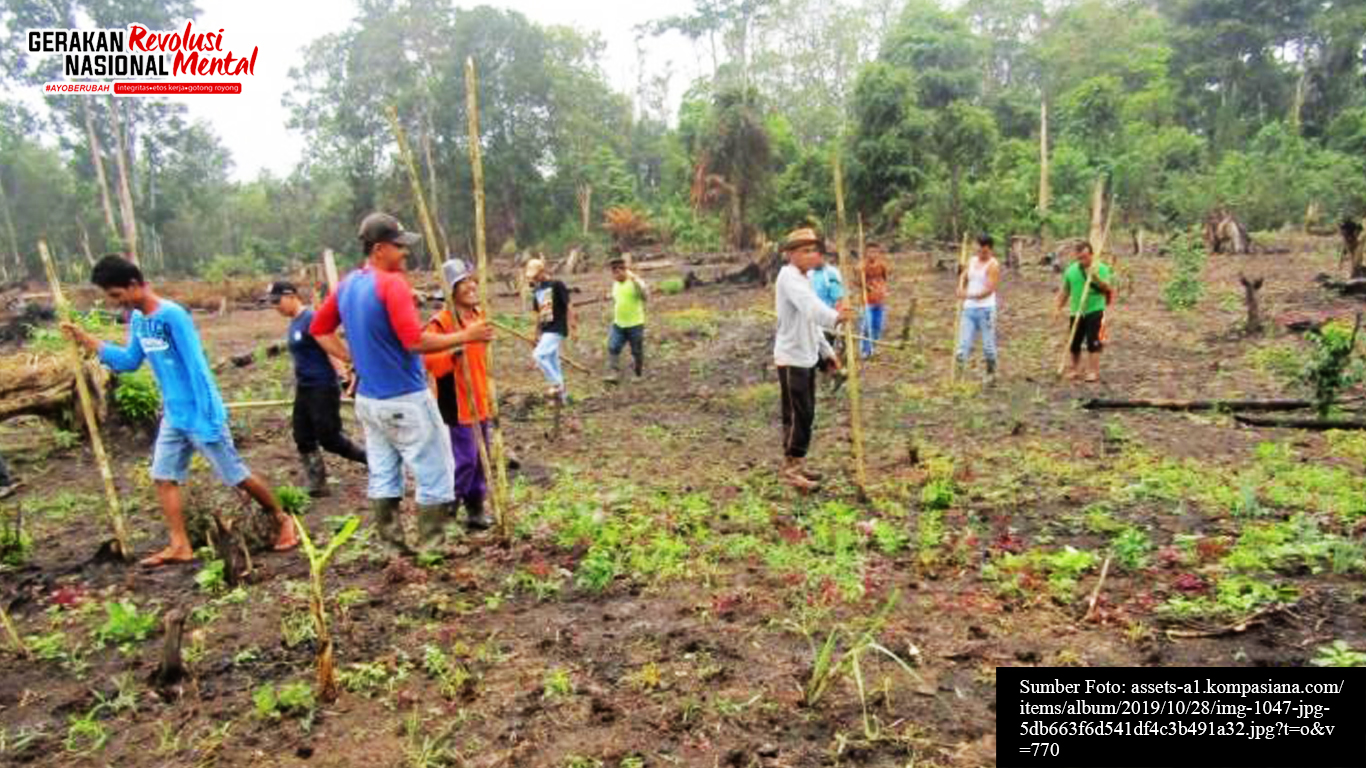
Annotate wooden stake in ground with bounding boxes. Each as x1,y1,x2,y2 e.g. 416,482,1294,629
39,241,129,561
832,150,867,493
0,602,28,658
386,105,504,537
466,57,514,537
1038,100,1050,250
947,233,970,383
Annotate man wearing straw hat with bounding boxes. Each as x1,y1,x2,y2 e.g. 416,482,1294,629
525,258,574,403
423,258,496,541
310,212,493,553
1054,240,1114,382
774,227,853,491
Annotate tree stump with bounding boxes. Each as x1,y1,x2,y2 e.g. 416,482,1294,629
1239,274,1265,335
1341,218,1364,279
1203,209,1252,254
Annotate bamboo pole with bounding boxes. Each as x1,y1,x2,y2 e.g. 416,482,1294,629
487,318,592,373
754,308,900,348
386,105,504,537
465,57,514,539
39,240,128,561
1039,100,1050,250
947,233,970,383
832,149,867,492
226,398,357,411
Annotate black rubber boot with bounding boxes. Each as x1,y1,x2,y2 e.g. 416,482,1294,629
463,496,494,531
371,498,410,554
302,451,329,498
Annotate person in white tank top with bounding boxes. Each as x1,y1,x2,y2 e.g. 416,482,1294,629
956,234,1001,384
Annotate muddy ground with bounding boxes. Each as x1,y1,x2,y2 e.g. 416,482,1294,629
1,235,1364,768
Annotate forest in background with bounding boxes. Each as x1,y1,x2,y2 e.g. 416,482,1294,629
1,0,1365,282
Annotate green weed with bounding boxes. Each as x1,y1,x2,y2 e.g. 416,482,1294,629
1311,640,1366,668
94,600,158,653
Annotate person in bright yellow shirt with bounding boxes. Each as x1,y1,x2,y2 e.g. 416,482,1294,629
604,256,648,383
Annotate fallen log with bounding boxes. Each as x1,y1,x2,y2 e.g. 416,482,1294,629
1083,398,1311,413
0,351,110,424
1233,414,1366,431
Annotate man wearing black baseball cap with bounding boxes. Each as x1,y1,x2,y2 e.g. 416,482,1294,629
310,212,493,553
269,280,366,497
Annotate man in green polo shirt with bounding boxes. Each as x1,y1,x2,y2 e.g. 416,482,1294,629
604,257,648,383
1054,240,1115,382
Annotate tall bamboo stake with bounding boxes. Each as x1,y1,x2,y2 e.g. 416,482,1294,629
465,58,514,539
832,150,867,492
39,241,128,560
947,233,970,383
1039,100,1051,250
386,106,505,537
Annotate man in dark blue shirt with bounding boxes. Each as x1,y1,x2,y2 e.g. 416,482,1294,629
270,281,366,496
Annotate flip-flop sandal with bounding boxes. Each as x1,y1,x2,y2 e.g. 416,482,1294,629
272,539,301,552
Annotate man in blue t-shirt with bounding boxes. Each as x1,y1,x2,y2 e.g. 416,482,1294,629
64,255,298,568
269,281,366,498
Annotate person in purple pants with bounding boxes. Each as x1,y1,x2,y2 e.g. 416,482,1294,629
423,259,496,535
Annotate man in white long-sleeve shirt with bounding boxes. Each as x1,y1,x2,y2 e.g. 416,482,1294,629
774,227,852,491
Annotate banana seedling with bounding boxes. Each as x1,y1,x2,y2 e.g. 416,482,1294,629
293,514,360,702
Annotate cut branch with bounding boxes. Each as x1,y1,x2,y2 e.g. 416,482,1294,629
1083,398,1310,412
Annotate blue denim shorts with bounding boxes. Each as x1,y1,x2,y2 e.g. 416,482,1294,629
150,418,251,486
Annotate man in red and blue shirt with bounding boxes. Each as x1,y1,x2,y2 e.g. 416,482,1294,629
311,212,493,553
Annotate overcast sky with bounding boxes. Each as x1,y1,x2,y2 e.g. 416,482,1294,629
175,0,701,181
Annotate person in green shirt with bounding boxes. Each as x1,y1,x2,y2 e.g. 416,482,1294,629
604,257,648,383
1054,240,1115,382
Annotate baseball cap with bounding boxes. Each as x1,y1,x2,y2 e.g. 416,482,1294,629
524,258,546,280
266,281,298,304
357,212,421,249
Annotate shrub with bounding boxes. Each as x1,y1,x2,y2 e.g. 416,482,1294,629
1299,319,1363,417
1162,230,1206,311
113,369,160,425
657,277,685,295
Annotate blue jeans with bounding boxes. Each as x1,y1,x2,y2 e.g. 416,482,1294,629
956,306,998,363
607,324,644,376
151,418,251,486
354,390,454,505
861,304,886,357
533,332,566,390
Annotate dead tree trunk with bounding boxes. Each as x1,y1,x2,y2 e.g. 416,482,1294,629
1007,236,1024,271
1341,218,1364,279
106,97,139,263
82,101,119,246
1204,209,1251,254
1239,274,1265,335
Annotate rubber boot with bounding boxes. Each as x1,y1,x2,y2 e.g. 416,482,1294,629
301,451,329,498
463,495,494,531
604,353,621,384
371,498,410,554
984,359,998,387
416,502,454,553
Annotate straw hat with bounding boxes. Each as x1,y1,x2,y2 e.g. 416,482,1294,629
524,258,547,280
780,227,822,252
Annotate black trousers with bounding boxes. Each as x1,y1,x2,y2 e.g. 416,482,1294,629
293,385,366,462
1069,310,1105,354
778,365,817,459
